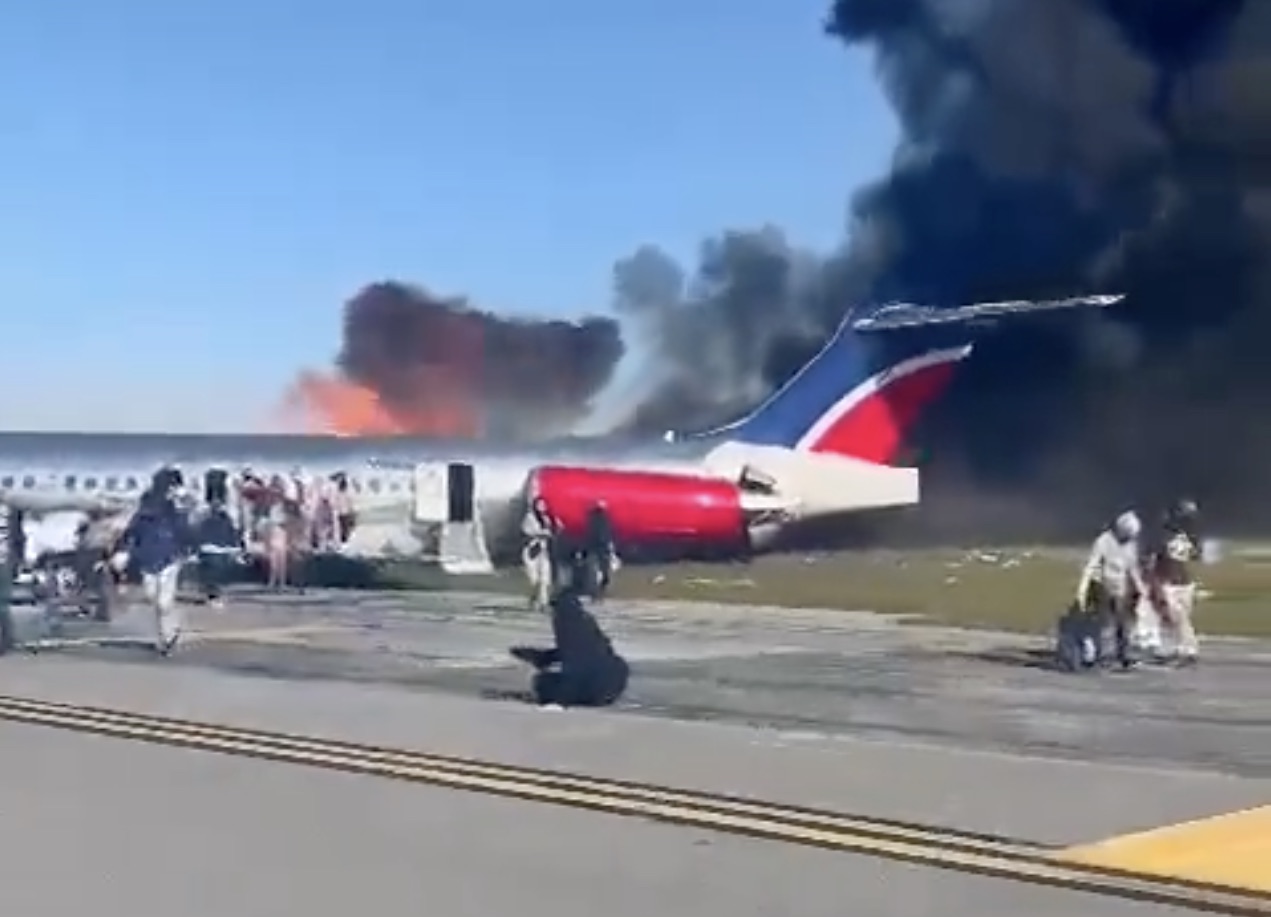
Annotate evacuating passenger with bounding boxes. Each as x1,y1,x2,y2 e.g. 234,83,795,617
511,591,629,708
114,468,195,655
283,467,312,586
264,474,292,590
1073,510,1145,669
585,500,615,601
196,498,242,606
330,472,356,547
521,496,559,613
236,468,266,551
311,478,336,551
1147,498,1202,666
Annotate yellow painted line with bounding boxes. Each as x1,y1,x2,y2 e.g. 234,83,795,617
0,694,1266,914
0,694,1045,858
1057,806,1271,893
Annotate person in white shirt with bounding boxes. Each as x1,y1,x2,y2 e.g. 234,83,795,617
329,472,356,548
1075,510,1146,669
521,497,559,613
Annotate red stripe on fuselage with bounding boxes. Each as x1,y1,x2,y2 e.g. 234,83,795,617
807,360,960,464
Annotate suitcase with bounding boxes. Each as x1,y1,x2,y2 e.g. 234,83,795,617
1055,602,1100,672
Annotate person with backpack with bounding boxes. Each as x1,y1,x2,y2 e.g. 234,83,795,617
1070,509,1146,670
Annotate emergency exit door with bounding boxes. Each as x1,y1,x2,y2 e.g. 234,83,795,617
447,463,474,523
412,461,476,524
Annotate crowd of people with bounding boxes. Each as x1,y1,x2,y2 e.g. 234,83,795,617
96,468,628,706
94,464,360,654
1063,497,1204,670
230,467,356,589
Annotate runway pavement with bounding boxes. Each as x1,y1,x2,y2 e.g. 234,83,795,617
0,587,1267,915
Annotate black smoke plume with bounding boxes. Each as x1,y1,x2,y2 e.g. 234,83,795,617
338,282,624,440
610,0,1271,539
331,1,1268,538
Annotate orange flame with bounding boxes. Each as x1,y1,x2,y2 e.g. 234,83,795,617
282,371,480,438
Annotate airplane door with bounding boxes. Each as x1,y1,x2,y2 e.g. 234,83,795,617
447,463,475,523
204,467,228,505
412,463,449,523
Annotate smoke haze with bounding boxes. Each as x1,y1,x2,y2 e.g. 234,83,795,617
310,0,1271,537
615,0,1271,537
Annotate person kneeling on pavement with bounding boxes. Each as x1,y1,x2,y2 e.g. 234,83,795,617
1068,510,1146,670
510,590,629,708
196,499,243,606
112,469,196,656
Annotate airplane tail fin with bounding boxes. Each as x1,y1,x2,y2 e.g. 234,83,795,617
703,294,1121,466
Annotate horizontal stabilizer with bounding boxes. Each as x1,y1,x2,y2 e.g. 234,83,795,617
851,294,1123,333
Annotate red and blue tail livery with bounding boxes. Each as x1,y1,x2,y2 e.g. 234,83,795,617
722,295,1121,466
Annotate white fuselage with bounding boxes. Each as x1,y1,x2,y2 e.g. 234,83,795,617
0,431,922,565
0,432,710,564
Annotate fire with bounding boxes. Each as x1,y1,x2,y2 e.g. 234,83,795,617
283,372,406,436
282,371,480,438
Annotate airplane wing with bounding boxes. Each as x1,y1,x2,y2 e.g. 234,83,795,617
851,294,1123,333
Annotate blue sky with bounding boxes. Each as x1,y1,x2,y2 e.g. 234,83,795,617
0,0,897,432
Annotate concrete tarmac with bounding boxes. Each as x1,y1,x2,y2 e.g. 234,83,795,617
0,587,1267,915
0,718,1194,917
40,585,1268,776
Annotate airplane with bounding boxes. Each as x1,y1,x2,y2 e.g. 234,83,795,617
0,294,1120,572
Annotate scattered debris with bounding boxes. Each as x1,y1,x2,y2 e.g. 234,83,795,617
682,577,756,589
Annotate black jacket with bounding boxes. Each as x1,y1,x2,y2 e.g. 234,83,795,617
585,506,613,553
197,506,243,551
120,492,195,574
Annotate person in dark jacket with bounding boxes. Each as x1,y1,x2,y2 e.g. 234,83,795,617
584,500,614,601
195,499,243,606
1145,498,1203,665
509,589,629,708
114,468,196,655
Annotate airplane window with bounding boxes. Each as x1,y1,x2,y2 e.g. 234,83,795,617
64,475,78,491
350,478,362,493
368,478,381,493
84,477,98,490
0,476,11,489
126,476,138,491
21,475,35,489
388,479,401,492
105,476,118,491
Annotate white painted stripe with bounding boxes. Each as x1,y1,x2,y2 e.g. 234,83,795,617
793,345,973,453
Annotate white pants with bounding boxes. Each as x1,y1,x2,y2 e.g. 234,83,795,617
522,545,552,612
142,563,183,647
1131,594,1164,654
1160,583,1199,658
1132,585,1198,659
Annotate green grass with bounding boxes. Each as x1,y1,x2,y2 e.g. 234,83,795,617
379,547,1271,638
